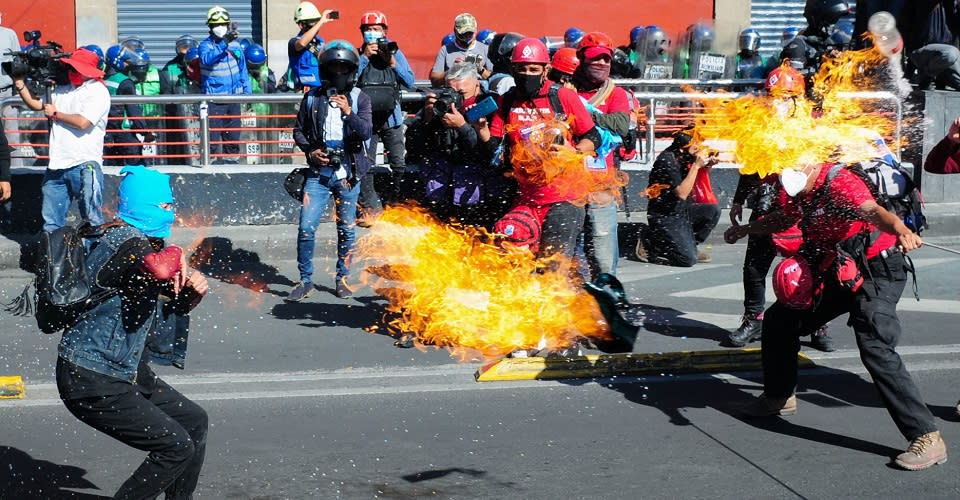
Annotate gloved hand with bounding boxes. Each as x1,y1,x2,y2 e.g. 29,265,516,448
224,30,239,43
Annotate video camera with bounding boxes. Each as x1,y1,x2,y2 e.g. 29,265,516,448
376,38,398,56
430,88,463,117
2,30,68,89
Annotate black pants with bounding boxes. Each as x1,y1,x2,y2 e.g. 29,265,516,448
208,102,241,163
539,201,585,259
742,210,777,315
59,365,208,499
360,123,407,214
646,202,720,267
760,253,937,440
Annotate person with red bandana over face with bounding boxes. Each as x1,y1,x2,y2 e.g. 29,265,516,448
15,48,110,231
724,159,946,471
571,32,632,278
486,38,600,262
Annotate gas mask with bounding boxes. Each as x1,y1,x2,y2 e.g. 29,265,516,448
211,25,229,39
780,167,809,197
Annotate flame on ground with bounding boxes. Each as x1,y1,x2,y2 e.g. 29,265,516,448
694,47,908,178
354,205,612,360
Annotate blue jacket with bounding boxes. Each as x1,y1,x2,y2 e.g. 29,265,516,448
293,86,374,179
357,49,416,128
58,225,192,383
288,33,324,88
199,35,252,95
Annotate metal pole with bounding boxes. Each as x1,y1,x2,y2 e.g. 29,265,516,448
645,98,656,164
923,242,960,256
199,100,210,167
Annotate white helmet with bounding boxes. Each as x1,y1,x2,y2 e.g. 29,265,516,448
294,2,322,23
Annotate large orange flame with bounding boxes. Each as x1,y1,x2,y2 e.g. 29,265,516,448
695,47,905,178
354,205,612,359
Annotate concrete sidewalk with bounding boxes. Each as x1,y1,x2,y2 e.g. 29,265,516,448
2,204,960,271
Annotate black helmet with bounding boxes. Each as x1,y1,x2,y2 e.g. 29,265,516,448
319,40,359,92
804,0,850,28
780,36,809,69
488,32,525,72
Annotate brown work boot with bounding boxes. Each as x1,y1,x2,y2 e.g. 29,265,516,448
895,431,947,471
737,393,797,417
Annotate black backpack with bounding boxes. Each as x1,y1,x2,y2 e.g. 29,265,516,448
356,61,400,118
4,223,117,333
826,161,927,234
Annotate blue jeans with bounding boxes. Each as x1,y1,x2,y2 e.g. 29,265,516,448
584,200,619,277
41,162,105,232
297,172,360,284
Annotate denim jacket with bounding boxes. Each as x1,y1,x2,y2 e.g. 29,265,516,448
58,225,192,383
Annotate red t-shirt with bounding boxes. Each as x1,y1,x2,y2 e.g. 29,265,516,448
782,164,896,259
490,81,596,205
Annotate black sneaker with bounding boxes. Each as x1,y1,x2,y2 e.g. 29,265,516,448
285,281,313,302
335,278,353,298
810,326,835,352
726,313,763,347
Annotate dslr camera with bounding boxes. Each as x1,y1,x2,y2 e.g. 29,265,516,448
431,88,463,117
2,30,68,89
376,38,399,56
326,147,345,168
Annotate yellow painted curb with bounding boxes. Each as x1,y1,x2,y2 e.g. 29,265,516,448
0,375,25,399
475,349,814,382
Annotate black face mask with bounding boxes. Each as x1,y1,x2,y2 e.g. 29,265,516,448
515,73,543,97
326,71,354,93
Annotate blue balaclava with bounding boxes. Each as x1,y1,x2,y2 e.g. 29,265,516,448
118,165,175,238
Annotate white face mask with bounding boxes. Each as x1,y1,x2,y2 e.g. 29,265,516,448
780,167,809,197
211,26,228,39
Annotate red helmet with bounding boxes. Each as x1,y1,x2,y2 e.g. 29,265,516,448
765,66,805,97
511,38,550,64
360,11,388,28
773,256,815,309
577,32,615,59
551,47,580,75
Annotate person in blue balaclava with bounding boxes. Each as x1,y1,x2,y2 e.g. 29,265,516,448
56,164,211,499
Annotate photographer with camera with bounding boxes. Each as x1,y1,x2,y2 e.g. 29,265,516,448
289,40,373,301
289,1,337,92
430,13,493,87
199,5,251,165
406,62,507,228
14,47,109,231
355,11,415,223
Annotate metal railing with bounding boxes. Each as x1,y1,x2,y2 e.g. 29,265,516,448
0,79,902,169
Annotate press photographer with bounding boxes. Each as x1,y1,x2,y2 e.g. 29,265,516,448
288,40,373,301
406,62,509,228
14,46,110,231
355,10,415,220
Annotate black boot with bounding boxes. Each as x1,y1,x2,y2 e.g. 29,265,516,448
726,312,762,347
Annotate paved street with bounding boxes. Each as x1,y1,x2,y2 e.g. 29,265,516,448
1,227,960,499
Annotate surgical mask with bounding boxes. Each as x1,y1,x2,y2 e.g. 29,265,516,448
515,73,543,97
780,167,809,197
363,31,381,44
211,25,228,39
68,71,85,87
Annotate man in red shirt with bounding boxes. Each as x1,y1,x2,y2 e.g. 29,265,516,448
572,32,632,278
925,116,960,174
724,162,946,471
488,38,600,261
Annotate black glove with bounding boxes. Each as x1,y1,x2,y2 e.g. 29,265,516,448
225,30,239,43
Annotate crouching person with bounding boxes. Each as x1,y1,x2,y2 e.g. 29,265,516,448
636,129,720,266
57,165,211,498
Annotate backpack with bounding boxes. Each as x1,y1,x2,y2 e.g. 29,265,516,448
356,61,400,118
4,223,117,333
826,161,926,234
